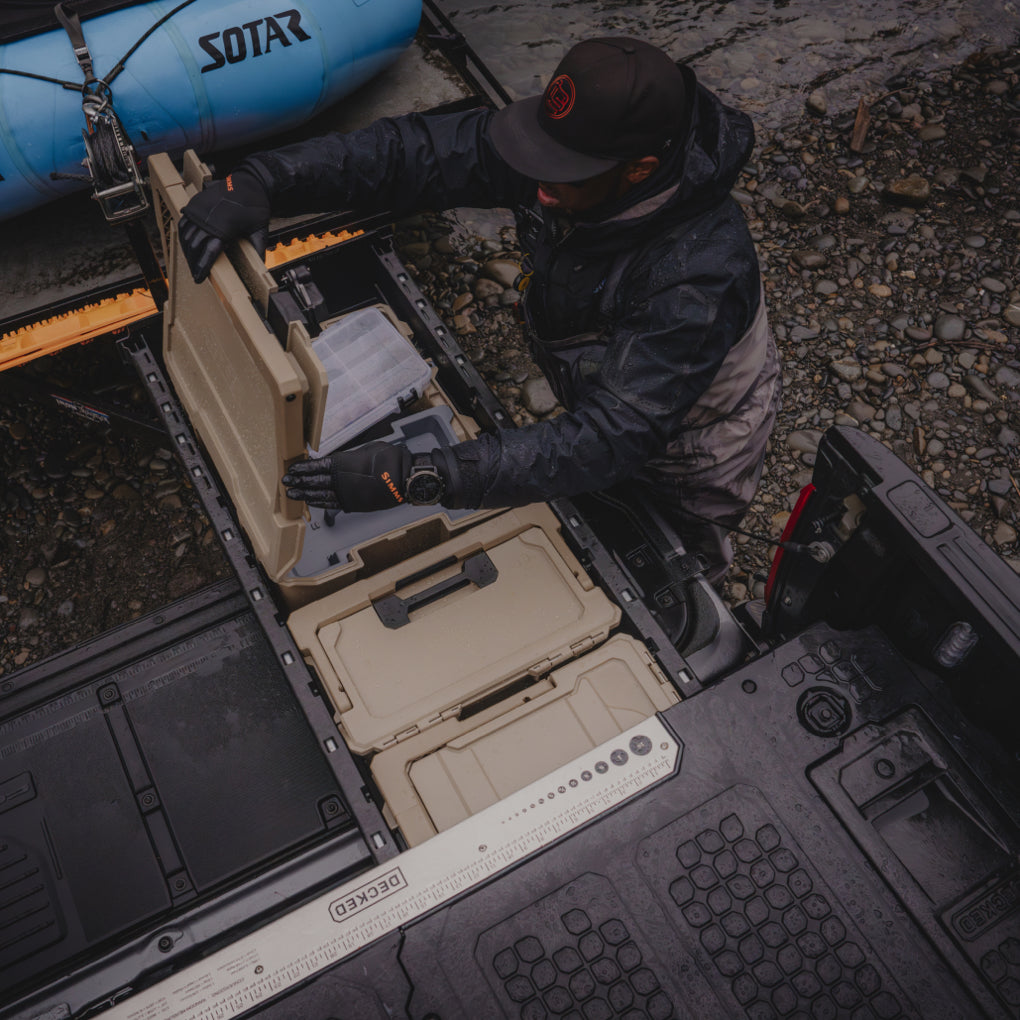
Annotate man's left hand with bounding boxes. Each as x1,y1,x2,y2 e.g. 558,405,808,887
282,442,411,512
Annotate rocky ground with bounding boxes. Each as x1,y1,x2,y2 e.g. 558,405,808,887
2,46,1018,676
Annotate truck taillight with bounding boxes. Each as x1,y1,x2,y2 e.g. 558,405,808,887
765,483,816,605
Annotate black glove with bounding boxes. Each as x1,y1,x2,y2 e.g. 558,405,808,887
179,167,272,283
282,442,412,512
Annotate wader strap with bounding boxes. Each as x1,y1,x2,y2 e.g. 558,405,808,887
54,3,95,82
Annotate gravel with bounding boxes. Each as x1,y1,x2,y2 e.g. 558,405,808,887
2,47,1017,676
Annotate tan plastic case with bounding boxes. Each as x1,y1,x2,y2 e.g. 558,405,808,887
287,504,622,755
371,633,679,845
148,152,490,610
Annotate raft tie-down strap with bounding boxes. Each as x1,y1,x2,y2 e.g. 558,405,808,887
1,0,201,93
53,3,96,83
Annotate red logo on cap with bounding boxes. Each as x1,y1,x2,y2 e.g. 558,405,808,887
545,75,576,119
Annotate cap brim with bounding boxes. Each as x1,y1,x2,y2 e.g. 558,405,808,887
490,96,621,183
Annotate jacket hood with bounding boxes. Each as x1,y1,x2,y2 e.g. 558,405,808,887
564,67,755,253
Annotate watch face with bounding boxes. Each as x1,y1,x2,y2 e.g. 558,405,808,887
407,469,444,505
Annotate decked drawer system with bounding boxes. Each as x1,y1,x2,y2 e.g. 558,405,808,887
145,151,728,853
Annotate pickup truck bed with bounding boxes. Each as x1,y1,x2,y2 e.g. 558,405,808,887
4,211,1018,1019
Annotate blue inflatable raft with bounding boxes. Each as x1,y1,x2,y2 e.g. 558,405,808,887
0,0,421,222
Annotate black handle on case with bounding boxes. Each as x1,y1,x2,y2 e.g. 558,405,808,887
373,551,498,629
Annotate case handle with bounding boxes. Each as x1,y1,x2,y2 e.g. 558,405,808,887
373,551,498,629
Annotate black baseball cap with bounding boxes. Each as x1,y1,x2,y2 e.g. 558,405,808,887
490,37,689,183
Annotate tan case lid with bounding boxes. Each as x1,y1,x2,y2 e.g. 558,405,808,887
149,151,310,581
288,504,621,754
371,633,679,846
148,152,489,607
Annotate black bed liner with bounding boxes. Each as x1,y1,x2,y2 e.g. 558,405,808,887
0,576,375,1010
281,621,1018,1020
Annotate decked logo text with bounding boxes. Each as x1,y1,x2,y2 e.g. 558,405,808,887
329,868,408,922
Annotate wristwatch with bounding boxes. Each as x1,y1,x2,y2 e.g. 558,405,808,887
405,453,445,506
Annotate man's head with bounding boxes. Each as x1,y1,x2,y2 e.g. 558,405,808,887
490,37,690,211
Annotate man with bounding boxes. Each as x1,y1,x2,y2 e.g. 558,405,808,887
179,37,781,586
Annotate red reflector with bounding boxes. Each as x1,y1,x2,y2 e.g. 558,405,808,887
765,483,816,604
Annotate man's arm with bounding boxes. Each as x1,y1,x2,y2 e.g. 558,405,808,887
453,246,763,508
247,106,530,216
180,107,531,281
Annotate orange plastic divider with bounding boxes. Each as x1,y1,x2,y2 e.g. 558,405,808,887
0,228,364,372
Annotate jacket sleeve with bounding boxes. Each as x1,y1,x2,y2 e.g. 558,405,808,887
444,389,665,508
240,107,533,217
444,216,762,509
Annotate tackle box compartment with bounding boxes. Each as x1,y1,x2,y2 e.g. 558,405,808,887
287,503,622,756
308,303,432,456
149,152,492,610
371,632,680,845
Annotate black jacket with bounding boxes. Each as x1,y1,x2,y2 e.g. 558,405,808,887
244,74,760,508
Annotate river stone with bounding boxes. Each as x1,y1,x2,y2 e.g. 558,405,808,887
806,89,827,116
996,367,1020,389
980,277,1007,294
998,426,1019,447
846,398,877,422
793,251,828,269
787,429,822,454
521,377,558,416
918,125,946,142
1004,304,1020,327
994,522,1018,547
26,567,47,587
480,259,521,288
473,277,504,300
830,359,862,382
964,375,997,402
934,314,965,341
885,404,903,432
927,371,950,390
112,483,142,502
883,173,930,207
776,198,808,219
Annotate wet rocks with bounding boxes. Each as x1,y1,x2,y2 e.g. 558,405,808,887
0,358,229,675
883,173,931,207
718,50,1020,599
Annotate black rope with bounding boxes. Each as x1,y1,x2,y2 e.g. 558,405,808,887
0,66,81,88
89,120,131,184
103,0,198,86
0,0,199,93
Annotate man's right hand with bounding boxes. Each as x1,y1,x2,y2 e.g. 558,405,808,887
179,168,272,283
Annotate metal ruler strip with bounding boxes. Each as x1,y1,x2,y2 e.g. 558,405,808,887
102,718,681,1020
